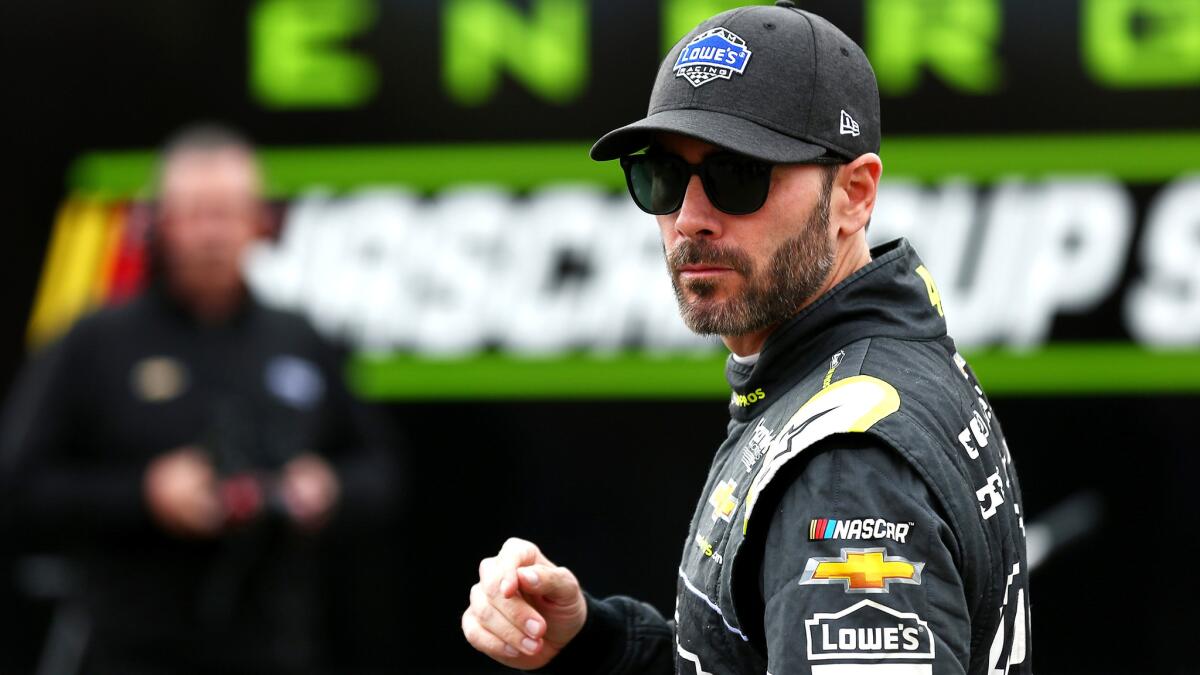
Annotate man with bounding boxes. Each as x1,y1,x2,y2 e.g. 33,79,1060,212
0,125,399,673
463,3,1030,674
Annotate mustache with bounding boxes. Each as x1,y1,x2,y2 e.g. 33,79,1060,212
667,240,753,277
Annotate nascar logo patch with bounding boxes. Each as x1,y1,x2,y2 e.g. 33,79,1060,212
810,517,913,544
673,27,752,88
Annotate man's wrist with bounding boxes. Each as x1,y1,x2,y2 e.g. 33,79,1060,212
534,592,626,674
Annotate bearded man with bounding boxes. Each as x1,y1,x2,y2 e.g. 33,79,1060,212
463,4,1031,673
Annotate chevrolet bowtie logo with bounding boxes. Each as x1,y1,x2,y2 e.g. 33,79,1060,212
799,547,924,593
708,479,739,522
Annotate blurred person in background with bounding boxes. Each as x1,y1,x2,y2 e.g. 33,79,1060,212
465,4,1029,675
0,124,401,674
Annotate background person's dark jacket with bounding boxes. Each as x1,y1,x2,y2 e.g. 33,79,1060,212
0,285,403,674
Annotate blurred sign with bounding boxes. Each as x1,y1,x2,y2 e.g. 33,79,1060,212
24,0,1200,398
237,0,1200,123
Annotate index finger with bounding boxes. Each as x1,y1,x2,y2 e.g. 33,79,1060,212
496,538,550,597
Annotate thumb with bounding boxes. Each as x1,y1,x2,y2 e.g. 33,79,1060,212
517,564,582,606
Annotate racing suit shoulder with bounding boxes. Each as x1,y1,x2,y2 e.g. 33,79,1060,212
825,335,1031,674
748,434,970,674
729,333,1027,673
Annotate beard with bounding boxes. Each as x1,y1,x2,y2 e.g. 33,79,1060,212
666,182,836,337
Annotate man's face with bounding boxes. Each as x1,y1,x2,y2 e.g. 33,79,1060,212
156,148,264,300
655,133,837,337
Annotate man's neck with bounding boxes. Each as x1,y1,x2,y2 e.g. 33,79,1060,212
722,326,775,359
721,238,872,358
167,281,247,325
188,296,244,324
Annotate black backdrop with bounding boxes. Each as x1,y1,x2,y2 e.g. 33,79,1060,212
2,397,1194,673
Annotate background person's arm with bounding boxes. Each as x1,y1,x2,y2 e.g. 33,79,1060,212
303,325,403,530
0,320,163,542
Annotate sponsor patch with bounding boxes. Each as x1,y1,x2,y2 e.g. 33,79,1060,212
731,387,766,408
265,355,325,409
693,533,723,564
708,479,739,522
130,356,189,403
914,265,944,317
822,350,846,389
738,418,774,473
809,518,913,544
799,548,923,594
673,27,752,88
805,599,935,661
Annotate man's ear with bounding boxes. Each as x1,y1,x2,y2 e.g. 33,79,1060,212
836,153,882,235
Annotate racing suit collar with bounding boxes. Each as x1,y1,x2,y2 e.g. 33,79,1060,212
724,238,947,421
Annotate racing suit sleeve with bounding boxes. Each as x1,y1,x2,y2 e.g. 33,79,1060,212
755,434,969,674
535,592,674,675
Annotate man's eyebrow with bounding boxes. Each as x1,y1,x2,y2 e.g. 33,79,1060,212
645,141,720,158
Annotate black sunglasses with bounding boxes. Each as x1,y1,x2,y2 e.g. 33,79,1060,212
620,151,841,216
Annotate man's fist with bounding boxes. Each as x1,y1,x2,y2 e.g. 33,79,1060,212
463,537,587,670
280,453,340,531
143,447,222,538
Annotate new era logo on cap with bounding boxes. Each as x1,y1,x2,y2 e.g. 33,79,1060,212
840,110,860,137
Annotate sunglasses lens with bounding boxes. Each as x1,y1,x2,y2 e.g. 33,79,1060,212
625,156,688,215
703,155,772,215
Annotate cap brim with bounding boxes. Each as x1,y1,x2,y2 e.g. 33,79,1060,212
590,108,829,163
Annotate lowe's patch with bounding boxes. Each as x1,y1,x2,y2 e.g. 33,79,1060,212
804,599,935,661
673,27,752,88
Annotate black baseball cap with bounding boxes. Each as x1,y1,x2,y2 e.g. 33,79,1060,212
590,1,880,164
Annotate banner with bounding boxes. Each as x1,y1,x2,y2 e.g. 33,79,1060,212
23,0,1200,397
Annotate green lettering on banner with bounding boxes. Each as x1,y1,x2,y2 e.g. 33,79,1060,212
661,0,769,53
443,0,587,106
867,0,1002,95
1083,0,1200,87
250,0,379,108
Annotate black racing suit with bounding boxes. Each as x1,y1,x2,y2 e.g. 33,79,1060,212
0,285,401,674
542,239,1031,674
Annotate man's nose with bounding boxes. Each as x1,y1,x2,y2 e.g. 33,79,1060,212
673,175,723,240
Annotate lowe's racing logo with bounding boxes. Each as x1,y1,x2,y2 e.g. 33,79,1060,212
673,27,752,88
804,600,935,662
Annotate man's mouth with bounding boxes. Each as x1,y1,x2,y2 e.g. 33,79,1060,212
678,264,735,278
